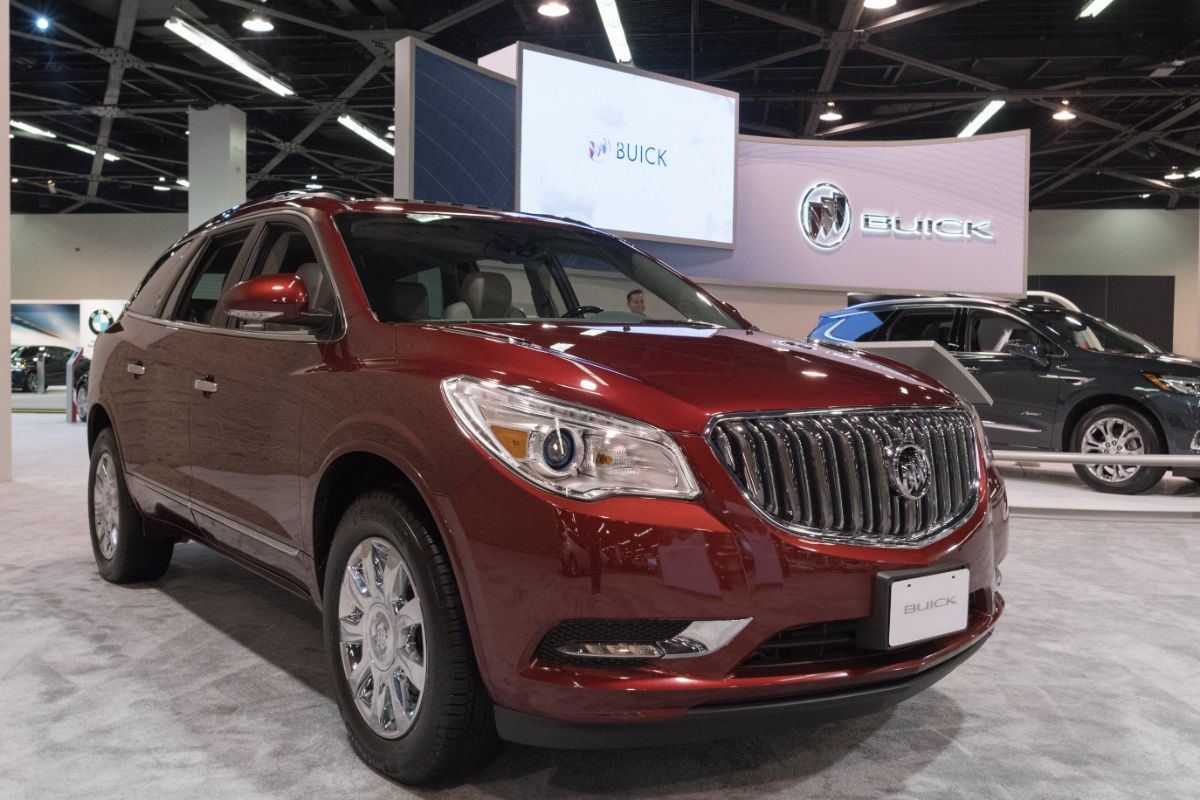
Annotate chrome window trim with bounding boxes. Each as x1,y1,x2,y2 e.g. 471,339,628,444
149,208,348,343
704,405,983,549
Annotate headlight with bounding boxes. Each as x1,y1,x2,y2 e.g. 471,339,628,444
964,402,995,468
1144,373,1200,396
441,376,700,501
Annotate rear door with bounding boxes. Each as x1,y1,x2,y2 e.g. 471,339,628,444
956,307,1061,449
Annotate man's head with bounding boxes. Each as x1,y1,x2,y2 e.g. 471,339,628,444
626,289,645,315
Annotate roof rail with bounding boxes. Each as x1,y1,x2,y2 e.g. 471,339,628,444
268,189,356,202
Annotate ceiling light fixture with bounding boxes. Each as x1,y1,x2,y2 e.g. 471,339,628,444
242,15,274,32
1188,168,1200,179
35,16,50,31
176,178,190,188
153,185,171,191
10,120,57,138
337,114,395,156
819,101,843,122
864,0,897,9
538,1,570,17
1164,167,1185,180
1053,100,1076,121
164,17,295,96
1140,193,1151,198
595,0,633,64
66,142,121,161
1078,0,1116,18
305,183,323,190
957,99,1006,138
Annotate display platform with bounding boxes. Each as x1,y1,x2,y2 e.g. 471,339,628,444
10,387,66,412
1000,462,1200,520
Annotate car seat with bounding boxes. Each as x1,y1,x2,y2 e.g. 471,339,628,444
443,272,525,320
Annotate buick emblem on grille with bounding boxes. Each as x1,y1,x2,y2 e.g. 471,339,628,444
888,442,932,500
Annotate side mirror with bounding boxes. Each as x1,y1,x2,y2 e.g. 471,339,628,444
221,274,331,328
1005,340,1049,367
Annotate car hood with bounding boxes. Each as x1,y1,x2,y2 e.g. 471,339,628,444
1091,350,1200,375
439,322,959,431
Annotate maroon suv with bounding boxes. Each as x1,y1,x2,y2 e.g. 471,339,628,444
87,193,1007,784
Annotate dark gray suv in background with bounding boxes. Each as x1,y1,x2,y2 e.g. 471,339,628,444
810,297,1200,494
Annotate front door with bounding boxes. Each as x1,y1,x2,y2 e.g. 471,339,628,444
957,308,1061,450
186,219,339,564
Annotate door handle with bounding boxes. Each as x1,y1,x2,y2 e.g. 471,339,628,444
193,377,219,394
126,362,146,376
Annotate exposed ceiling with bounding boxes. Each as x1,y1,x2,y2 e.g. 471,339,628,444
9,0,1200,213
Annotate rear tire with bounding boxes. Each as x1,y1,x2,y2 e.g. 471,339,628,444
88,428,174,582
322,490,498,785
1070,404,1165,494
76,382,89,422
24,372,37,393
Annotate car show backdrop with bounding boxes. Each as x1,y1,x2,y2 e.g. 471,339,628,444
394,38,516,211
12,300,124,355
646,131,1029,296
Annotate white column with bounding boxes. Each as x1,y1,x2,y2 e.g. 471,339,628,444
1,4,12,482
187,105,247,229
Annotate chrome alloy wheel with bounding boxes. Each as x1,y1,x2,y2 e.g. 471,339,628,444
92,452,120,559
1080,416,1145,483
338,537,427,739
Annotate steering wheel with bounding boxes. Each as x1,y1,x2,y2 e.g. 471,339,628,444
563,305,605,318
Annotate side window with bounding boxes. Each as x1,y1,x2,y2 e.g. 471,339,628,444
127,239,198,318
828,310,892,342
965,310,1041,353
172,229,252,326
236,223,335,330
884,308,958,350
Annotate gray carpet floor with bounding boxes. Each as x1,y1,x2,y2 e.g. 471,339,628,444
2,414,1198,799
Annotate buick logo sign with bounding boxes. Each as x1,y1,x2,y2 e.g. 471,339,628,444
799,182,851,250
88,308,115,335
888,442,932,500
587,134,610,163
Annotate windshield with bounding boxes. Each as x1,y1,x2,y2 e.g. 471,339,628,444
334,212,741,328
1026,309,1162,354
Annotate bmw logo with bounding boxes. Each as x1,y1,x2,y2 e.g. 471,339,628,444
89,308,115,335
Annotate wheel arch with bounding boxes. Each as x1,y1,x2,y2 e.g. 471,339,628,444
86,402,115,453
1060,393,1167,451
311,450,446,600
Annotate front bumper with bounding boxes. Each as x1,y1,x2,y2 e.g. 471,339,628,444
435,431,1008,729
496,633,991,748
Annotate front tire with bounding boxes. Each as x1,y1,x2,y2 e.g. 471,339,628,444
24,372,37,393
322,490,498,785
1071,404,1165,494
88,428,174,582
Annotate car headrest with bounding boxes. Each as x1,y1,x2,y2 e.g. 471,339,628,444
388,281,429,321
459,272,512,319
293,262,323,309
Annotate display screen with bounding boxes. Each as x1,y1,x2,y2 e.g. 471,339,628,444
650,131,1029,295
518,48,737,247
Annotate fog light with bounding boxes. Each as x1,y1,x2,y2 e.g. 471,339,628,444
556,642,665,659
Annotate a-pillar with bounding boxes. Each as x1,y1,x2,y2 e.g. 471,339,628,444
1,4,12,482
187,105,247,229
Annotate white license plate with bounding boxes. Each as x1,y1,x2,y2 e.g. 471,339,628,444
888,567,970,647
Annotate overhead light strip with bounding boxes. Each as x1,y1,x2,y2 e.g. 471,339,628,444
1078,0,1116,18
594,0,633,64
10,120,57,138
164,16,295,97
66,142,121,162
337,115,395,157
957,99,1006,138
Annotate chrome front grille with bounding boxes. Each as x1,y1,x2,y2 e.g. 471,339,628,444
709,407,980,546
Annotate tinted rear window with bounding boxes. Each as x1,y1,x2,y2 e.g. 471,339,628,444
127,240,198,318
